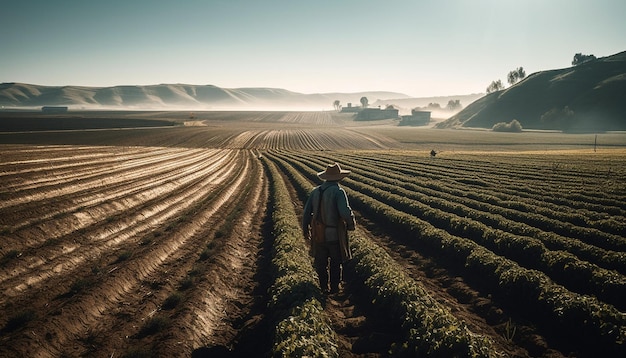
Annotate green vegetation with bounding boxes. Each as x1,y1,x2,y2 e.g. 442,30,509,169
360,96,369,108
507,67,526,85
486,79,504,93
262,158,338,357
265,148,626,357
492,119,523,132
572,52,597,66
266,151,500,356
442,51,626,131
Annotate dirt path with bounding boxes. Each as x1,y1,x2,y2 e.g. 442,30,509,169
280,175,397,357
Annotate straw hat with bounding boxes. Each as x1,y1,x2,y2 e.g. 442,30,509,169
318,163,351,181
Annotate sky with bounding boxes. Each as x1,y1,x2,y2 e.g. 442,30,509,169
1,0,625,98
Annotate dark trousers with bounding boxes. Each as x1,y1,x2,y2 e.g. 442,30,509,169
314,240,342,291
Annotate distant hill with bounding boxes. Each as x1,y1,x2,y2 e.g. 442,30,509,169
0,83,411,110
437,51,626,132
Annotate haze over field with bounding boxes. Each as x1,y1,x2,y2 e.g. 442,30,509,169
1,0,625,98
0,82,488,115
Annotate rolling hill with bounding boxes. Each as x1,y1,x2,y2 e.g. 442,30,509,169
0,83,410,111
437,51,626,132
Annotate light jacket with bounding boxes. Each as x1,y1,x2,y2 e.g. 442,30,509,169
302,181,356,242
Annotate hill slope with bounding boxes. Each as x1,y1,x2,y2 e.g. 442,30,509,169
437,51,626,131
0,83,409,110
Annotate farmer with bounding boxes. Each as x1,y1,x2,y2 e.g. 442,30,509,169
302,162,356,294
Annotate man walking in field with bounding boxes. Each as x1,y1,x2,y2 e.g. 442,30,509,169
302,163,356,294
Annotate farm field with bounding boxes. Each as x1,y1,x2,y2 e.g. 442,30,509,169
0,111,625,357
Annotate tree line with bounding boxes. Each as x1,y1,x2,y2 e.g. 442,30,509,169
333,98,462,112
486,52,596,94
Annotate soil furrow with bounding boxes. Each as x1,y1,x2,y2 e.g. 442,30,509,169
0,148,228,252
356,221,558,357
0,148,225,233
0,146,177,192
0,146,210,210
0,150,237,300
0,151,249,357
151,153,267,357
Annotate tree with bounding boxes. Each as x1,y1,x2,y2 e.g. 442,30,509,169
333,100,341,111
507,67,526,85
446,99,462,111
360,96,369,108
572,53,596,66
486,80,504,93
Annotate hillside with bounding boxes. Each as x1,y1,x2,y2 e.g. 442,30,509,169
437,51,626,132
0,83,409,110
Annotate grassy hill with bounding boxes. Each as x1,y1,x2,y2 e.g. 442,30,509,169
437,51,626,132
0,83,409,110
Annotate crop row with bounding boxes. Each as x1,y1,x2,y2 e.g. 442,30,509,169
338,151,626,219
374,150,619,192
304,151,626,253
280,152,626,308
264,152,501,357
289,151,626,267
269,150,626,356
261,157,338,357
328,151,626,236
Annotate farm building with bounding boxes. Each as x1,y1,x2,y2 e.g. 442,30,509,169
400,110,431,126
356,107,399,121
340,103,361,113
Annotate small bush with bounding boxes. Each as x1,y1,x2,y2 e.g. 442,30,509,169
492,119,523,132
